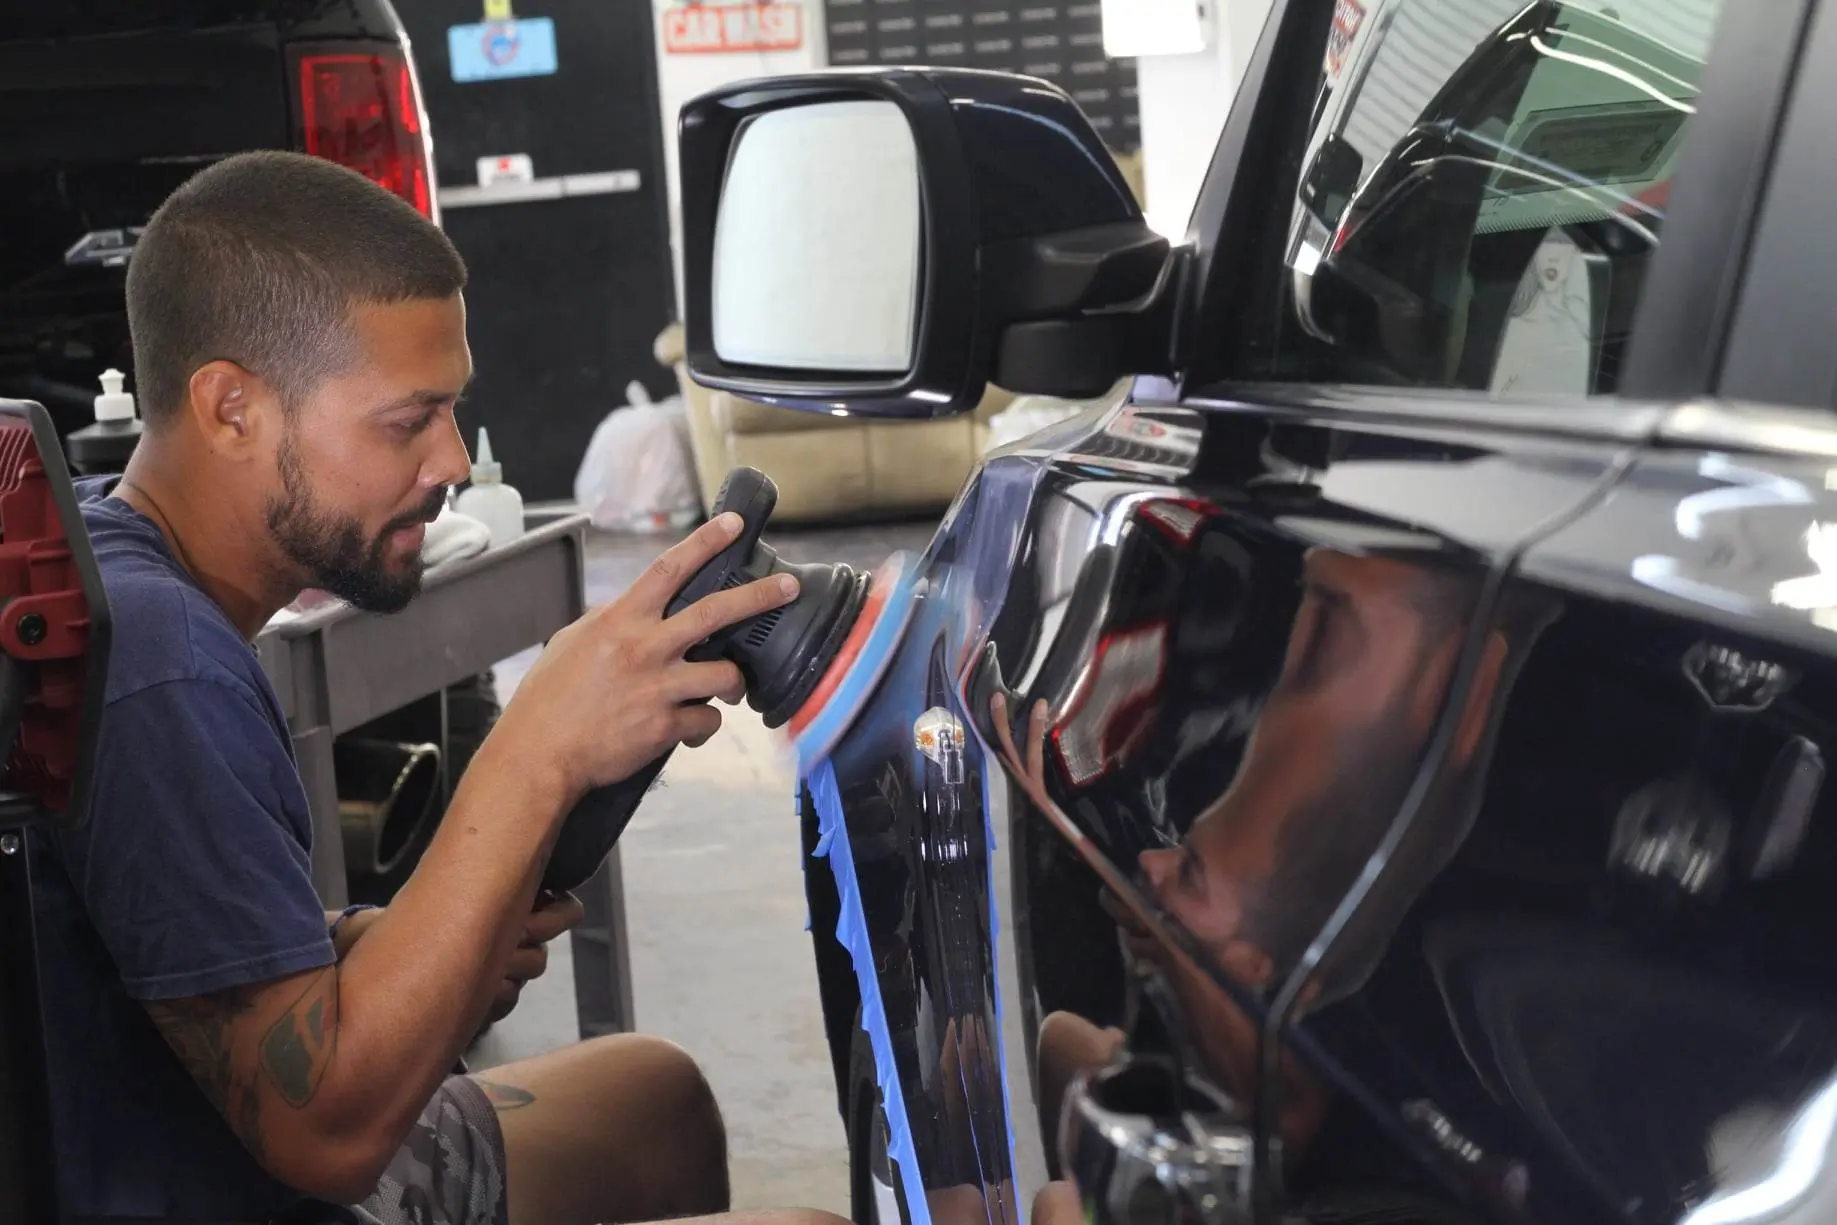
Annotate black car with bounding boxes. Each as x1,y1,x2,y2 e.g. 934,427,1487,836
0,0,437,440
675,1,1837,1224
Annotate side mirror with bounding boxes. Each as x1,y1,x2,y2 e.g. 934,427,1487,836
678,70,1177,417
1301,134,1364,229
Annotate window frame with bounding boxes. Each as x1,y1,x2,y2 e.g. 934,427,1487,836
1175,0,1817,406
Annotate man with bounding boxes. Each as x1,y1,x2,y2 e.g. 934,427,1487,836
29,150,846,1225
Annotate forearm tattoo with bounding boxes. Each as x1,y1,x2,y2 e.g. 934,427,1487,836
145,964,340,1160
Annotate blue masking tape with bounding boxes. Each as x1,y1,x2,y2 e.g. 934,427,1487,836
809,761,933,1225
981,768,1028,1222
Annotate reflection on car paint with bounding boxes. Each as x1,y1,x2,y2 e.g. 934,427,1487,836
813,382,1642,1225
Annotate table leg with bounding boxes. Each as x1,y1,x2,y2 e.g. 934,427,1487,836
570,846,636,1037
296,726,350,909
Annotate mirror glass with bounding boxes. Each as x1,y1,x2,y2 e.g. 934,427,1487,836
712,98,922,374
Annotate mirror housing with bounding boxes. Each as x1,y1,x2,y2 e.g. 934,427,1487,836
679,69,1177,417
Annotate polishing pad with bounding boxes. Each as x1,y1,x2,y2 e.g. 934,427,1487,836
783,550,923,773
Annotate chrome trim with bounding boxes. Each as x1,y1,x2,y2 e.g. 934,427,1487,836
1659,401,1837,459
1063,1057,1254,1225
985,766,1051,1217
1163,383,1672,444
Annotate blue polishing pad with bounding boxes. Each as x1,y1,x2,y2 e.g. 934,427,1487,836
788,551,923,775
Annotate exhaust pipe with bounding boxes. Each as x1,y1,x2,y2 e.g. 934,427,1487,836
335,739,443,878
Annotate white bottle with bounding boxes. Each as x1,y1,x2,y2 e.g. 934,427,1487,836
94,368,137,422
454,427,524,548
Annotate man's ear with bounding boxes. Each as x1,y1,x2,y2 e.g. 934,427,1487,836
186,361,283,457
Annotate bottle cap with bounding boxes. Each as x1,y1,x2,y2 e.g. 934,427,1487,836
95,369,137,423
471,427,503,483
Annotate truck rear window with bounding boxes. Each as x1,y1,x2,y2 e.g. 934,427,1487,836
0,1,303,41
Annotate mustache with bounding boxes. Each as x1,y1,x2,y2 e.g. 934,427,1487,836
381,488,450,537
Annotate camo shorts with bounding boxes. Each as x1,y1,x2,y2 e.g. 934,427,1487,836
348,1074,509,1225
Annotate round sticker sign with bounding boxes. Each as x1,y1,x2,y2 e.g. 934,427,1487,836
483,22,521,67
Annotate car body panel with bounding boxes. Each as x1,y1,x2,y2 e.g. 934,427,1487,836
1289,404,1837,1224
809,386,1644,1225
787,0,1834,1222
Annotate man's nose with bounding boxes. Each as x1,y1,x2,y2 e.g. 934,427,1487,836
1138,846,1178,896
424,412,473,490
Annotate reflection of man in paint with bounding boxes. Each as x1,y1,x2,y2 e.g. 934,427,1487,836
996,547,1555,1168
1493,228,1598,395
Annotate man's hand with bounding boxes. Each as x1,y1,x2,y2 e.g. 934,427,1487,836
327,906,385,961
490,512,799,806
486,890,583,1023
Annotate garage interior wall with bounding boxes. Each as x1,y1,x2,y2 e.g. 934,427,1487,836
1134,0,1274,238
651,0,828,305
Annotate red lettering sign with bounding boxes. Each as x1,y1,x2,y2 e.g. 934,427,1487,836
663,2,804,54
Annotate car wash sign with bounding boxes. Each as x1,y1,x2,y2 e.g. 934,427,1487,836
663,1,803,54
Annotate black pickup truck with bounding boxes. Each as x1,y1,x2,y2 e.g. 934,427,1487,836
677,1,1837,1224
0,0,437,439
0,0,491,910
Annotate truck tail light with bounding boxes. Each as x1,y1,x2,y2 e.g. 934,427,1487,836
296,48,434,220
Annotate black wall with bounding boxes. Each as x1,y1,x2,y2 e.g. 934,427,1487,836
397,0,679,502
824,0,1140,153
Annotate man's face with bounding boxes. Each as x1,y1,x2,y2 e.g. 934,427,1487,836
1138,551,1461,965
264,296,473,613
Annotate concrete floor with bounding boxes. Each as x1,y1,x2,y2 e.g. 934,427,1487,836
470,516,935,1215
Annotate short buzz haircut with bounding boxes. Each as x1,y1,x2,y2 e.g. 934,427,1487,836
125,150,467,424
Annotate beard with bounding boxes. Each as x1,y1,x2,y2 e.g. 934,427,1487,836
264,428,445,614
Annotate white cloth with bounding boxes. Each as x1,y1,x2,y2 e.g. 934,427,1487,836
424,505,492,570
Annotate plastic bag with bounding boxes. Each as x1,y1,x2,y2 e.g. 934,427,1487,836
573,381,703,532
983,394,1093,453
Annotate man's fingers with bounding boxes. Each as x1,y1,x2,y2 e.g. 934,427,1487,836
678,703,723,749
1027,699,1049,780
624,513,745,615
661,574,799,655
505,945,548,984
525,891,585,943
667,660,747,706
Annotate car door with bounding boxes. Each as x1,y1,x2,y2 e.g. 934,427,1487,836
1002,1,1819,1224
1277,4,1837,1221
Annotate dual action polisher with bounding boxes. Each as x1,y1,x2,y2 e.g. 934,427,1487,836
541,467,920,893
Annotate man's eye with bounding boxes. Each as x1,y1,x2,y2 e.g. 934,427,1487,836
393,414,434,436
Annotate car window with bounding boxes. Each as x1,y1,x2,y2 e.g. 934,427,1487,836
1229,0,1727,396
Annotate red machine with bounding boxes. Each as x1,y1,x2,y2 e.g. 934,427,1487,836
0,398,111,1220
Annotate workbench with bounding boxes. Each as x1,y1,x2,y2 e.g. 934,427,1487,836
254,511,634,1038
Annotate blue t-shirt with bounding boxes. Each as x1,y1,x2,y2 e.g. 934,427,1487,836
29,478,337,1219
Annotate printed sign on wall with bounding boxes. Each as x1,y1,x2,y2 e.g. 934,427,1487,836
448,16,560,82
824,0,1138,152
663,1,804,54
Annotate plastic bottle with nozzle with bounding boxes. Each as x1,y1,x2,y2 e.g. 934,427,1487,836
454,427,525,548
67,368,144,476
94,369,136,422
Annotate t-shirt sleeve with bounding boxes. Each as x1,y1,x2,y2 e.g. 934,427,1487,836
55,677,336,1001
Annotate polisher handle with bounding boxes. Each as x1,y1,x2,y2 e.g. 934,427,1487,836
542,468,783,894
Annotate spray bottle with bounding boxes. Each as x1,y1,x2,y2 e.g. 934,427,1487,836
454,427,524,547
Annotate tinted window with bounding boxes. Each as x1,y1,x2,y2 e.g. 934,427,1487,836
1235,0,1726,396
0,1,308,40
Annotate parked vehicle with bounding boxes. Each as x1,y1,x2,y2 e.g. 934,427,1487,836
677,1,1837,1224
0,0,482,909
0,0,437,439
